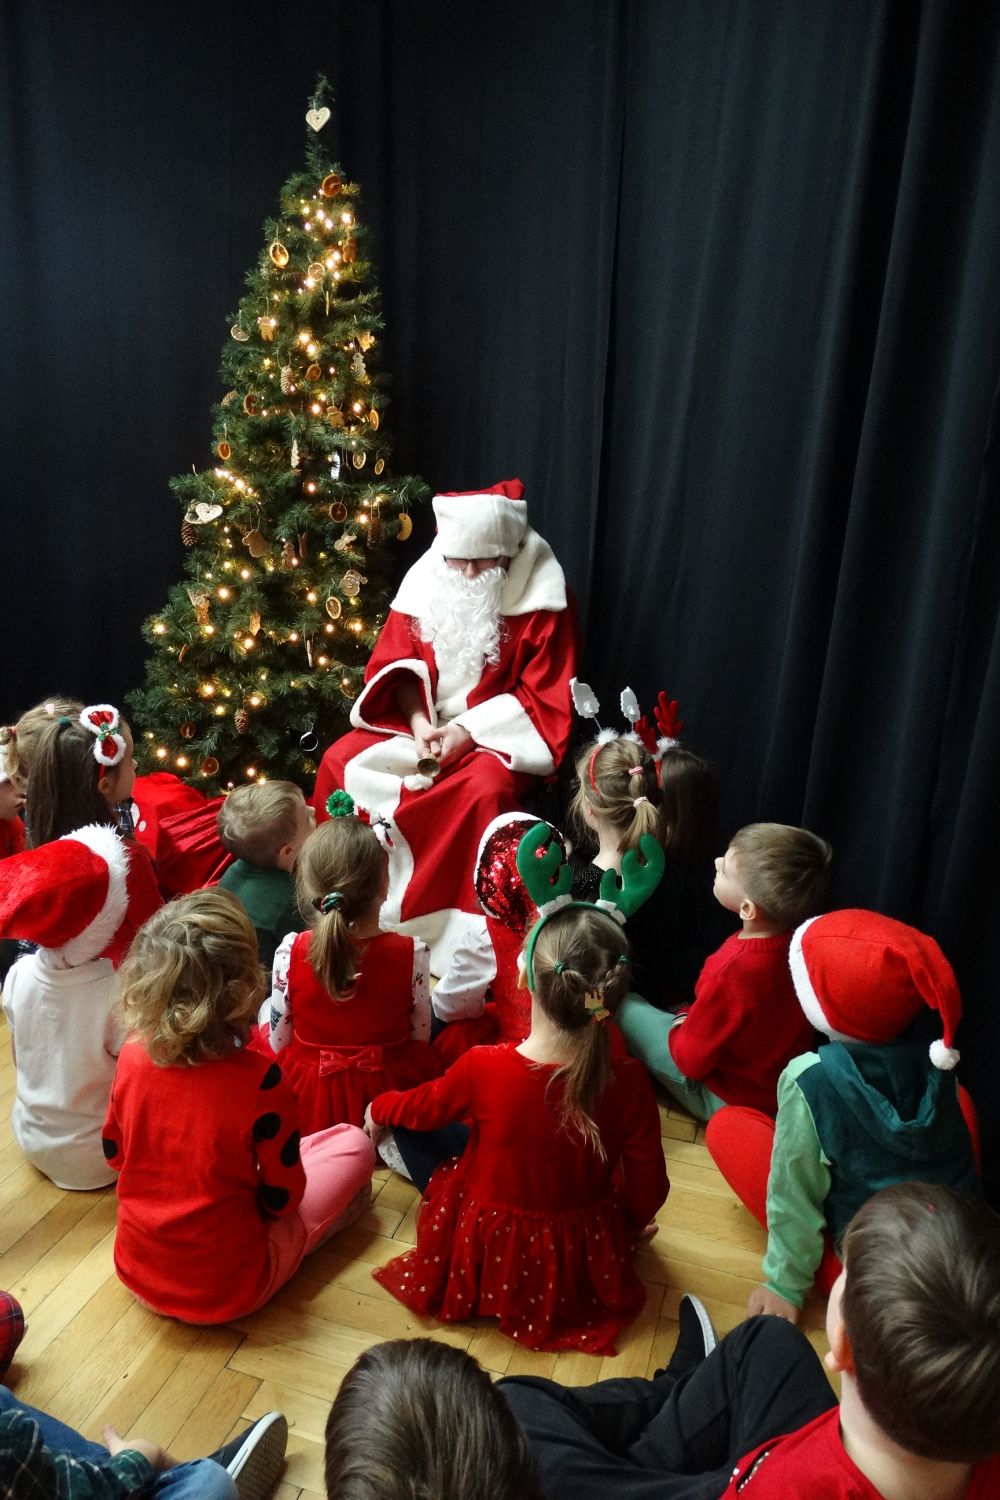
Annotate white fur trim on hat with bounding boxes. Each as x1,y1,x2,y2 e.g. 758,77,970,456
788,915,854,1042
51,823,130,967
432,492,528,560
474,810,538,876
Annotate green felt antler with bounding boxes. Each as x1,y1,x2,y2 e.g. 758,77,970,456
515,821,573,910
597,835,665,919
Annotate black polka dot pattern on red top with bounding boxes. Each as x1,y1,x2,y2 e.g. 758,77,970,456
258,1183,290,1213
280,1130,301,1168
252,1112,281,1142
101,1136,118,1160
259,1063,282,1090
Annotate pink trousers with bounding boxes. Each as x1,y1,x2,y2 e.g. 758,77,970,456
253,1123,376,1310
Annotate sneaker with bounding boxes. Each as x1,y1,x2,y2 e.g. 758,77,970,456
376,1128,413,1181
213,1411,288,1500
657,1294,718,1380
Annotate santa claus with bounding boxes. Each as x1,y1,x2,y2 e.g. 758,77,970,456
313,478,577,970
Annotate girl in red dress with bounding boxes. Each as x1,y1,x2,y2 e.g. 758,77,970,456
366,833,669,1355
258,798,440,1133
103,888,374,1323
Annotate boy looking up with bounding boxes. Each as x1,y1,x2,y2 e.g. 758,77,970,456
618,822,831,1117
217,781,313,968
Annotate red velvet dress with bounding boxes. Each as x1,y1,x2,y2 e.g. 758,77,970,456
273,930,442,1133
371,1044,668,1353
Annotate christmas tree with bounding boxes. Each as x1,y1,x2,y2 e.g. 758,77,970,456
130,81,427,792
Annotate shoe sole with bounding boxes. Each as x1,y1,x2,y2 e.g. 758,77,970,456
682,1294,718,1357
228,1412,288,1500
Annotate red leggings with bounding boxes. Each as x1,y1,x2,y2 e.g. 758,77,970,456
706,1085,981,1299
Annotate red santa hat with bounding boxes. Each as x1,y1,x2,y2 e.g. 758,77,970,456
0,822,130,967
789,909,962,1070
432,478,527,559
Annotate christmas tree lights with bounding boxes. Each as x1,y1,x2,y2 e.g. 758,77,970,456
130,80,427,792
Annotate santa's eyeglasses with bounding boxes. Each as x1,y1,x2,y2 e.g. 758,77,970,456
442,556,511,577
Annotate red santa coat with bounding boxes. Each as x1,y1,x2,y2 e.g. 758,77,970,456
314,530,577,970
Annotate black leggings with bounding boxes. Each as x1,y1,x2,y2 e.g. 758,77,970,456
500,1315,836,1500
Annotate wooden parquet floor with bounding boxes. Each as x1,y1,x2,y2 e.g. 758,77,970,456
0,1020,831,1497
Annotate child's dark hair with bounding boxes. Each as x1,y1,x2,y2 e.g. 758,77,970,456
570,736,663,855
729,822,832,928
324,1339,542,1500
528,906,632,1155
118,888,264,1066
26,712,123,848
217,780,305,867
295,817,384,997
841,1182,1000,1463
658,744,719,865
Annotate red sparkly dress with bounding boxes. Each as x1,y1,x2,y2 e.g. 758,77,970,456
263,929,442,1133
370,1043,668,1353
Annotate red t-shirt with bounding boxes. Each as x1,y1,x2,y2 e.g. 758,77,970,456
103,1041,305,1322
724,1408,1000,1497
668,931,813,1113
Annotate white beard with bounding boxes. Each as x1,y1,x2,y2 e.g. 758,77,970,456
416,558,506,680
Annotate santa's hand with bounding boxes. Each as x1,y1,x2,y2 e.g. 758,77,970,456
437,722,474,766
746,1285,801,1323
409,713,440,760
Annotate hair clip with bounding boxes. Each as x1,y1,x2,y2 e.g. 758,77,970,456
553,960,568,974
583,989,610,1024
79,704,126,769
326,789,355,819
314,891,346,913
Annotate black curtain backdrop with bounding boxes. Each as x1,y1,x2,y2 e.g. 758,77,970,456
2,1,999,1192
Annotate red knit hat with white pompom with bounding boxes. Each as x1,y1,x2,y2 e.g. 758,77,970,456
0,823,130,966
433,478,527,560
789,909,961,1070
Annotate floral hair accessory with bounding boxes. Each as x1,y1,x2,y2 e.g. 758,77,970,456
326,789,355,819
79,704,126,769
313,891,346,913
584,989,610,1024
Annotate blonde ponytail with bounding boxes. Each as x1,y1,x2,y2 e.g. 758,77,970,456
295,818,385,998
570,736,664,856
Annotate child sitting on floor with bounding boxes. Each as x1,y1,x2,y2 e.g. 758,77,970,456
217,780,313,967
618,821,831,1118
103,888,374,1324
365,831,669,1355
0,825,133,1189
257,793,438,1133
707,909,980,1321
502,1181,1000,1499
17,702,161,964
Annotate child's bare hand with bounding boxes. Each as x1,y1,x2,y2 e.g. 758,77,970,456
746,1285,801,1323
363,1104,386,1146
103,1426,174,1470
637,1220,659,1242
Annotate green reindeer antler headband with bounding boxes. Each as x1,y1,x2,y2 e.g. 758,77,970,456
516,821,665,989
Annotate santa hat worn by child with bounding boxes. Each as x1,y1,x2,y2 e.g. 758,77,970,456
433,478,527,560
0,823,130,966
789,909,962,1070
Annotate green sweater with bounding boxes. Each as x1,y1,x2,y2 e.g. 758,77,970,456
217,860,304,970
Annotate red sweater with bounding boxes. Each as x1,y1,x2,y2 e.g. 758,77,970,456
103,1041,305,1322
668,931,813,1114
724,1406,1000,1496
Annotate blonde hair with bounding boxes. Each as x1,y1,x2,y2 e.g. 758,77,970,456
295,818,385,998
570,737,663,855
217,780,305,867
528,906,632,1155
729,822,833,928
0,697,83,787
118,888,264,1065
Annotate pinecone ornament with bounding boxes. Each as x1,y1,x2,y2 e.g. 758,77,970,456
181,520,197,547
235,708,249,734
